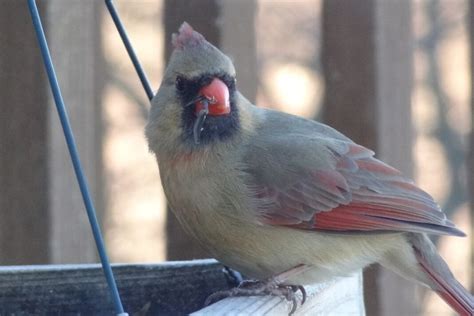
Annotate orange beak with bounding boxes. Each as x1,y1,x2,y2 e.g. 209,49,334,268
195,78,230,116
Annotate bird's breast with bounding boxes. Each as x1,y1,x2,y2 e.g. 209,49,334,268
159,152,257,248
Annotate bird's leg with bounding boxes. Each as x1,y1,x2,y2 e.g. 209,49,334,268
223,266,243,287
205,264,310,315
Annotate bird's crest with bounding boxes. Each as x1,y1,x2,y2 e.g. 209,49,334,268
172,22,206,50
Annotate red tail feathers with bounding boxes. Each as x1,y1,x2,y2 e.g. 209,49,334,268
414,247,474,316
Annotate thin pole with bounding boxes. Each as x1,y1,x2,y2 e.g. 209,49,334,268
105,0,154,101
26,1,127,315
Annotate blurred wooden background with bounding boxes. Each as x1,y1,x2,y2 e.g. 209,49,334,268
0,1,471,315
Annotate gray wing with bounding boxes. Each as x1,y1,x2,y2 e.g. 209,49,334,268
242,108,464,236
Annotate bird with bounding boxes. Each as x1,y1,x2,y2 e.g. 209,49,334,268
145,22,474,315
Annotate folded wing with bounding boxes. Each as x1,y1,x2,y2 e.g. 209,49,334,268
249,133,464,236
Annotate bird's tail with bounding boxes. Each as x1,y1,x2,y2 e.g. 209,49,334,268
412,237,474,316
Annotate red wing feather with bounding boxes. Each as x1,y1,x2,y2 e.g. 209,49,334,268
259,142,465,236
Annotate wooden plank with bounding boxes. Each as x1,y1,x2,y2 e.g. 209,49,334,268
0,260,231,315
0,0,50,265
321,1,415,315
373,4,414,315
194,271,365,315
46,0,104,264
220,0,258,102
0,1,104,265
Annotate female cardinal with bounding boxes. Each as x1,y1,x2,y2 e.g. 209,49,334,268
146,22,473,315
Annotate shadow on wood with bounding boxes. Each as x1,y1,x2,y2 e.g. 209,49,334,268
0,260,232,316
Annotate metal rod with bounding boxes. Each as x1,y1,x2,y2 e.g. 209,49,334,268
105,0,154,101
26,1,127,315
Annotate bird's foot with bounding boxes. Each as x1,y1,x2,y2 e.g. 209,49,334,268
204,278,306,315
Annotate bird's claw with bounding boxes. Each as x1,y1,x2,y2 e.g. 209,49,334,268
290,285,307,305
204,279,306,315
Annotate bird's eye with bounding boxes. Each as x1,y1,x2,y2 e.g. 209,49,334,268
175,76,185,92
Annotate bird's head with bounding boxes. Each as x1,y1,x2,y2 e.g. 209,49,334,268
146,22,240,157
